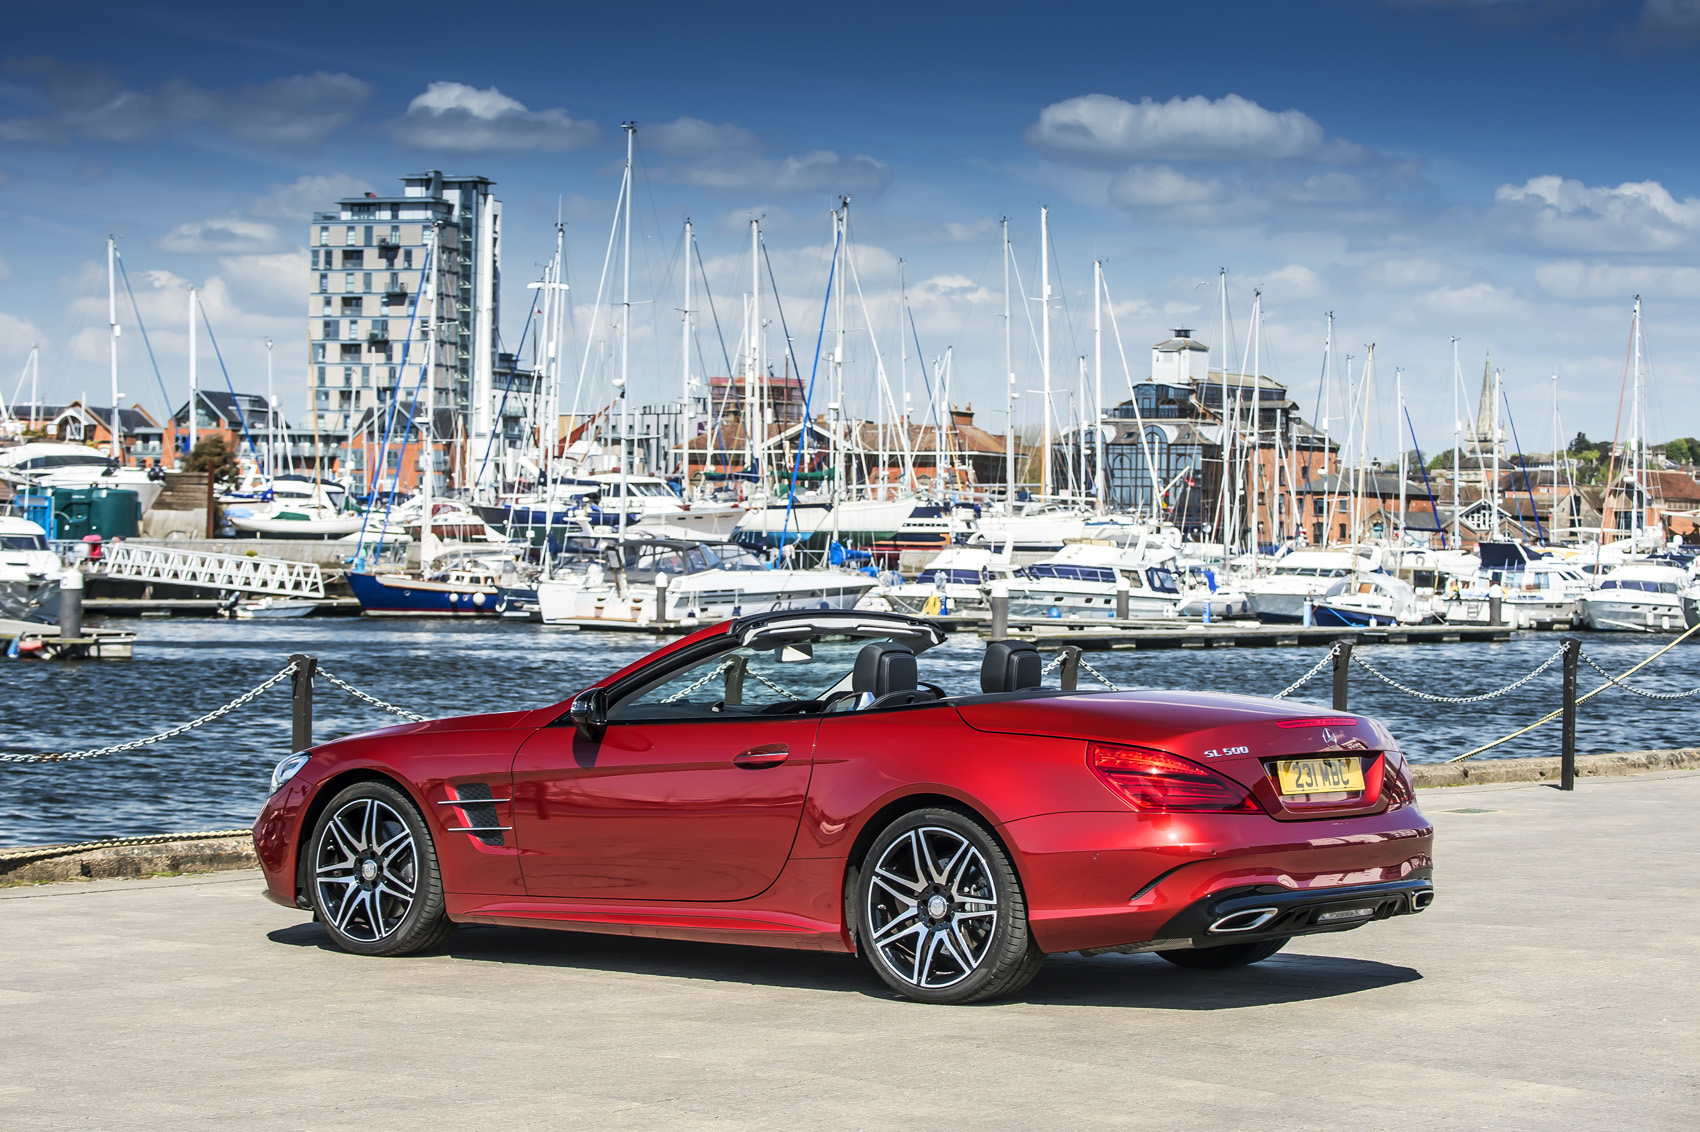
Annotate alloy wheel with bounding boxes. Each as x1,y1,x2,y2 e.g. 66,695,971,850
314,797,418,943
864,826,999,989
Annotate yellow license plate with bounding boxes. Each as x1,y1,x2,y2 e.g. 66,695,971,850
1276,757,1365,796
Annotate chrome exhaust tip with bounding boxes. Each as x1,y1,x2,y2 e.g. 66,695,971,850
1208,907,1280,934
1409,890,1435,912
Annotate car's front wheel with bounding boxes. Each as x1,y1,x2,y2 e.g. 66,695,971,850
854,807,1044,1004
308,780,453,956
1157,937,1289,969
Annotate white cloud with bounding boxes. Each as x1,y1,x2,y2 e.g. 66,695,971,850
1250,264,1324,299
158,217,281,254
0,252,10,282
1630,0,1700,47
0,311,41,358
943,219,998,242
0,59,369,147
386,82,598,152
649,117,760,158
1534,259,1700,300
1026,93,1331,162
218,251,309,308
1422,281,1522,318
1492,175,1700,252
1362,256,1466,289
646,116,890,196
252,174,373,221
1110,164,1223,206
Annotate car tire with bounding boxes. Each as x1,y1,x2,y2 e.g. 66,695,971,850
1156,936,1289,969
854,807,1044,1005
307,780,454,957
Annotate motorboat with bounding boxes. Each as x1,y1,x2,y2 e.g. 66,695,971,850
1310,573,1432,627
1174,565,1251,620
1002,541,1185,620
0,442,164,513
231,597,320,619
348,559,511,617
1240,548,1371,623
536,538,879,629
227,477,362,538
1439,542,1589,629
0,513,66,620
966,502,1095,556
1578,563,1690,633
730,497,917,564
881,546,1015,616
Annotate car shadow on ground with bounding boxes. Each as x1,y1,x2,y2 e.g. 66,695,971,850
267,922,1420,1009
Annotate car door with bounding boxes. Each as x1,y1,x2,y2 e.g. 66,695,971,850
512,643,829,902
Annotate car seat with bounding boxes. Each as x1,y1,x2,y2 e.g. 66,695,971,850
980,639,1043,694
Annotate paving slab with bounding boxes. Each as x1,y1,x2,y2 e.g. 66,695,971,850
3,770,1697,1131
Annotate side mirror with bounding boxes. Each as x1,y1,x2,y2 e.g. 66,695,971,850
568,687,609,739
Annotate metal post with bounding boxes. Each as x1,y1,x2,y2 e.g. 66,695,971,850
655,571,670,630
1060,645,1081,692
1332,641,1352,711
1489,593,1502,627
1561,636,1579,791
990,583,1009,639
289,653,317,752
1114,575,1129,620
58,569,84,641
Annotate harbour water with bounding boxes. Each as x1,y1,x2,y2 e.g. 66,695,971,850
2,620,1696,847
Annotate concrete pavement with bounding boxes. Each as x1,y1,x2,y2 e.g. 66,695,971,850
3,771,1698,1131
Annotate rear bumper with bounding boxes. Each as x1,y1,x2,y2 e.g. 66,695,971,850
1003,807,1434,954
1081,874,1434,956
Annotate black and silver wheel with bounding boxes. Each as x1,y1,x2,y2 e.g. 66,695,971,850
308,780,453,956
854,807,1043,1004
1157,937,1289,969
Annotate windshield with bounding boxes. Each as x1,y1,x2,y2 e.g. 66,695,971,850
1,534,49,551
610,630,924,721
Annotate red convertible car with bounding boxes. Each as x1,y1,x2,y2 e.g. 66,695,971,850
255,610,1434,1004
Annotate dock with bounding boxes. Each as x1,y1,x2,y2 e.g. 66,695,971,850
979,618,1517,649
0,618,136,659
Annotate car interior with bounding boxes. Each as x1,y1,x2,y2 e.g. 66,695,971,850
605,630,1053,722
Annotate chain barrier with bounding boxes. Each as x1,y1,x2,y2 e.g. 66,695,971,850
744,667,807,701
1578,652,1700,701
1041,651,1066,676
316,666,429,721
661,657,735,703
0,829,253,865
1273,644,1339,699
0,662,298,764
1349,643,1568,705
1076,656,1122,691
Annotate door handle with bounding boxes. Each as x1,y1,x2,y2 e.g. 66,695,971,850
732,743,789,769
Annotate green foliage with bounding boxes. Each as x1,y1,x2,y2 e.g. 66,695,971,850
1662,437,1700,465
185,434,238,483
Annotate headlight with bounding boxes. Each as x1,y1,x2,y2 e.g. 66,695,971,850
270,752,312,794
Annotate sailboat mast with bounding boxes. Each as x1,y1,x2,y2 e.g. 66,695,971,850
750,216,762,489
1249,290,1261,567
265,338,275,476
1451,337,1461,548
835,201,848,510
1093,259,1105,513
1491,367,1501,540
617,122,634,542
107,236,122,462
1039,205,1052,500
30,344,40,433
188,286,198,452
1631,295,1642,542
420,221,442,570
1397,367,1406,543
682,218,693,484
1550,371,1560,543
1002,218,1014,503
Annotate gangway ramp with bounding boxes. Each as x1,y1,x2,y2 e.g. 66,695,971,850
99,543,326,598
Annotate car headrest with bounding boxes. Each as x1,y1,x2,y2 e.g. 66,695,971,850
981,639,1042,694
853,641,917,699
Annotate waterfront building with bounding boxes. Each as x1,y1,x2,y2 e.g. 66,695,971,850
307,171,501,492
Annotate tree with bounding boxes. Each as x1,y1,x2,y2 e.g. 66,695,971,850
1569,431,1594,456
185,434,238,483
1666,438,1692,465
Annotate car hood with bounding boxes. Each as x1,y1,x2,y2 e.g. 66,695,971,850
323,709,538,746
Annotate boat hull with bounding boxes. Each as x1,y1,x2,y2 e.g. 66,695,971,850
347,572,502,617
1579,594,1685,633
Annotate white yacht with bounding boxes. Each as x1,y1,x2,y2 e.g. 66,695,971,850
881,546,1016,616
536,539,879,629
0,442,164,513
967,502,1095,555
1579,563,1690,633
1003,541,1186,620
1240,549,1371,623
1310,573,1432,626
0,513,67,619
227,476,361,538
1439,543,1590,629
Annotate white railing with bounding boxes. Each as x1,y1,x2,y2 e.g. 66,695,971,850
99,543,326,598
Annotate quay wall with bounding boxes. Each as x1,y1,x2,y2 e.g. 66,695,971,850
4,748,1696,888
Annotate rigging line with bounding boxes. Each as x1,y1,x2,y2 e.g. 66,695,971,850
761,237,807,449
370,245,442,567
112,254,174,424
351,244,433,566
1044,219,1083,364
472,301,538,493
908,305,937,431
1500,387,1547,542
843,241,911,465
778,220,841,552
1100,271,1164,510
1598,308,1637,552
1404,404,1447,549
692,235,738,475
196,304,261,462
570,169,626,423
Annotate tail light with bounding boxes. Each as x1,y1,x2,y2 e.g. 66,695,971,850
1088,742,1262,814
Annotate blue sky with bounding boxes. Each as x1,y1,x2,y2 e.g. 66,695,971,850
2,0,1698,459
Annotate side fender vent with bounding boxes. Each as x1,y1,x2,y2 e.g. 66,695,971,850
443,782,507,847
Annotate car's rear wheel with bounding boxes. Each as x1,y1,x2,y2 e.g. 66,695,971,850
308,780,453,956
1156,937,1289,969
854,807,1043,1004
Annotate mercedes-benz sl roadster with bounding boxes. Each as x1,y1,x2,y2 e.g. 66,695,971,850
255,610,1434,1004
